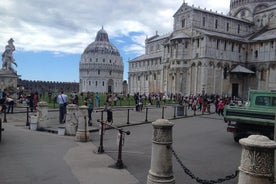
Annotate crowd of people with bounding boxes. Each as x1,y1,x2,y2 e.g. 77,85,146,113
0,87,247,128
131,92,246,117
0,90,40,114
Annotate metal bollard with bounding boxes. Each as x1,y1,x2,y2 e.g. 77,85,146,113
98,120,104,153
147,119,175,184
173,106,176,118
127,109,130,124
116,128,130,169
3,107,7,123
145,107,149,123
238,135,276,184
0,118,2,142
161,106,165,119
26,106,30,126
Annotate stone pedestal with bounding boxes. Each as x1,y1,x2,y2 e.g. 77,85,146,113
37,101,48,130
147,119,175,184
75,105,89,142
65,104,78,136
0,70,19,99
238,135,276,184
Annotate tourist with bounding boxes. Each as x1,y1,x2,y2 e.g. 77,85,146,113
28,93,35,112
87,93,94,126
217,100,224,116
113,94,118,106
156,94,160,108
34,92,39,110
57,91,68,123
95,92,100,108
6,95,14,114
105,102,113,125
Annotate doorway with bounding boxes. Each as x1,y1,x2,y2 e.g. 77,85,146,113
232,83,239,98
107,79,114,93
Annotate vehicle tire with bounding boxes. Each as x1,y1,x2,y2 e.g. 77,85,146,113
233,132,244,142
233,134,240,142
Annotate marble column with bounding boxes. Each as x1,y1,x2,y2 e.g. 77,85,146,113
147,119,175,184
65,104,79,136
238,135,276,184
37,101,48,130
75,105,89,142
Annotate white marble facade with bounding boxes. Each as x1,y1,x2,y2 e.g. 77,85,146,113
128,0,276,98
79,28,124,93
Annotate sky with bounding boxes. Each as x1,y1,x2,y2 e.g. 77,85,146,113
0,0,230,82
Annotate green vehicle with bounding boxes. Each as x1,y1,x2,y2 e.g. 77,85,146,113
224,90,276,142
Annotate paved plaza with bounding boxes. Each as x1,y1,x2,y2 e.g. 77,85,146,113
0,104,231,184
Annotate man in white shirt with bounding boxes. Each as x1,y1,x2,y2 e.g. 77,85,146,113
57,91,68,123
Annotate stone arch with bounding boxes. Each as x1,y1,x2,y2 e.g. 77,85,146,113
254,4,269,13
233,7,252,18
257,63,268,71
216,62,222,68
269,63,276,69
197,61,202,67
208,61,214,67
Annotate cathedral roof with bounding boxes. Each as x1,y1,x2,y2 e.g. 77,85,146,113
196,29,248,41
170,31,190,40
129,52,162,62
251,28,276,41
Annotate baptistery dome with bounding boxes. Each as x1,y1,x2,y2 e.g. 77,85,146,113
79,27,124,93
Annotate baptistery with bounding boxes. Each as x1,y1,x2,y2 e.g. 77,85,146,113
79,27,124,93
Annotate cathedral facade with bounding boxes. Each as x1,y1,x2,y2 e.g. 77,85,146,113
79,28,124,93
128,0,276,98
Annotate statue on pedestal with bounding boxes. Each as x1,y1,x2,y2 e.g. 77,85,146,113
2,38,17,73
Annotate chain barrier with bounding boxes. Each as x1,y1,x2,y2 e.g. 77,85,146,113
171,147,239,184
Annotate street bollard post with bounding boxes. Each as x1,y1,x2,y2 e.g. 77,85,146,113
238,135,276,184
75,105,89,142
26,106,30,126
97,120,104,153
65,104,78,136
173,106,176,118
147,119,175,184
145,107,149,123
115,128,130,169
274,112,276,183
3,107,7,123
0,118,2,142
126,108,132,124
101,110,104,123
37,101,48,130
161,106,165,119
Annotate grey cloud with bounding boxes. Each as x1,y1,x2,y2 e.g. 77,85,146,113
0,0,229,55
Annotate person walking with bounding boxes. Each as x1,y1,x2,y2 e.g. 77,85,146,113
34,92,39,110
87,93,94,126
95,92,100,108
57,91,68,123
217,100,224,116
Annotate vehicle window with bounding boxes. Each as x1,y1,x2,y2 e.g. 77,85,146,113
255,96,271,106
272,97,276,106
